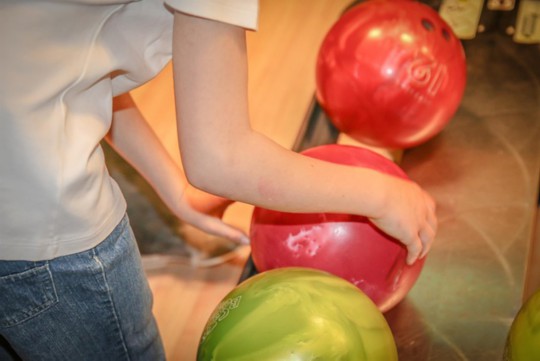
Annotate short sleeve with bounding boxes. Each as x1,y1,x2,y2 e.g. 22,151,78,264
165,0,258,30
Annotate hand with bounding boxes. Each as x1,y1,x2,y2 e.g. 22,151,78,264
368,176,438,265
175,185,249,246
182,210,250,246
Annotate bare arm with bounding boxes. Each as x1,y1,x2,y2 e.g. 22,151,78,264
172,12,437,264
105,92,248,244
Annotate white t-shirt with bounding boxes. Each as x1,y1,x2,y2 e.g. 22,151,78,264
0,0,258,261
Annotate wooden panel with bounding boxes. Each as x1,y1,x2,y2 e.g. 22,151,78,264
245,0,351,147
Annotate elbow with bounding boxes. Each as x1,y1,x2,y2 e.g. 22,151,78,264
182,164,208,192
179,127,255,197
181,150,229,196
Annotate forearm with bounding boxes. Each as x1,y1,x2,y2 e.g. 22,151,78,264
217,130,390,217
172,11,388,218
106,93,189,219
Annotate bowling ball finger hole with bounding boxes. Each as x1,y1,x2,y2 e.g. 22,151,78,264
421,19,435,32
442,28,451,41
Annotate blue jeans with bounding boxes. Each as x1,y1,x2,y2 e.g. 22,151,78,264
0,215,165,361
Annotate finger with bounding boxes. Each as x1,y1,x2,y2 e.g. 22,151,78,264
406,237,422,265
418,224,435,259
194,215,250,245
425,196,438,234
427,210,438,236
425,192,437,212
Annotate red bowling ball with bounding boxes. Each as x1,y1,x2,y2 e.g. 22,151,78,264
316,0,467,149
250,144,425,312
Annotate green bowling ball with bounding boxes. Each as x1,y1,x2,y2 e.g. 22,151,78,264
197,267,398,361
504,288,540,361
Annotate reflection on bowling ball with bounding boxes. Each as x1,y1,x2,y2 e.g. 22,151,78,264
316,0,466,149
504,288,540,360
250,144,425,312
197,267,398,361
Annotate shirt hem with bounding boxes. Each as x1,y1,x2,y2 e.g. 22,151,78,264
0,199,127,262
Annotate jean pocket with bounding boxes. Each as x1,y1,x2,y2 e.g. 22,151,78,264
0,263,58,328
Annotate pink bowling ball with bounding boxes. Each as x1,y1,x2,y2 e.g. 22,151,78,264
316,0,467,149
250,144,425,312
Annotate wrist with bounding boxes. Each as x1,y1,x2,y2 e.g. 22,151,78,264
353,168,392,220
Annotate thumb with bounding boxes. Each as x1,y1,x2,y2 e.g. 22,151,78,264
190,213,250,245
405,236,422,265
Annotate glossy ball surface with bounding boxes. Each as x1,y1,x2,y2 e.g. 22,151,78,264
316,0,467,149
197,268,398,361
504,288,540,360
250,144,425,312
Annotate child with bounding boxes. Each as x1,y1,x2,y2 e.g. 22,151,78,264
0,1,436,360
